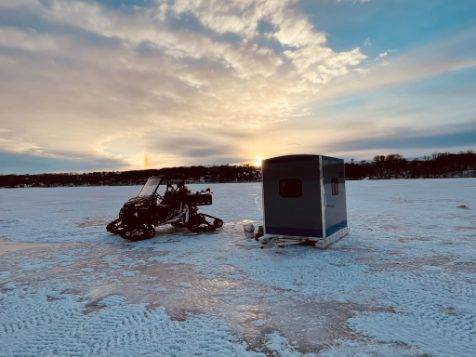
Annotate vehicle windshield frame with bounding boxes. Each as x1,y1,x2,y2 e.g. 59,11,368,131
137,176,163,197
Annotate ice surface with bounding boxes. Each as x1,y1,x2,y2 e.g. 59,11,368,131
0,179,475,356
0,288,260,356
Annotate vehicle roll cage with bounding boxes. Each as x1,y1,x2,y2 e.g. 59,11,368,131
138,175,186,198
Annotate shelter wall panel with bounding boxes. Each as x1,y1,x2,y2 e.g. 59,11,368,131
262,155,322,237
322,156,347,236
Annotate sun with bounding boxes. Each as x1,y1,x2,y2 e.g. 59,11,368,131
254,155,263,167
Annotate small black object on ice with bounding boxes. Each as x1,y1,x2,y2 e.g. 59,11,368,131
106,176,223,241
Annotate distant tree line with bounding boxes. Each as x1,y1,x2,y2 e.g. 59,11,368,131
345,151,476,180
0,151,474,188
0,164,261,188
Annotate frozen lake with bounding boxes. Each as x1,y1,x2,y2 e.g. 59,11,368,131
0,179,475,356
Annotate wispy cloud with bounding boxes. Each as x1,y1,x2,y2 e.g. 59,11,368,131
327,121,476,154
318,27,476,100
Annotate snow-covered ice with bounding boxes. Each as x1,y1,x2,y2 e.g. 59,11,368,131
0,179,475,356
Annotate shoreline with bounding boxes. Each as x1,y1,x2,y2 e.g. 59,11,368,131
1,176,475,189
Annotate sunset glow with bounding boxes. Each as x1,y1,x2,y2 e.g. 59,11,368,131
254,156,263,168
0,1,474,174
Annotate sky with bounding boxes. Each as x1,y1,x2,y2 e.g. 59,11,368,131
0,0,475,174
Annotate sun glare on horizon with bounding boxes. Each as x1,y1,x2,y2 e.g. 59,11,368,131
254,155,263,167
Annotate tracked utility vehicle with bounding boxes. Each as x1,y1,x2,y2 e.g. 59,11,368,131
106,176,223,241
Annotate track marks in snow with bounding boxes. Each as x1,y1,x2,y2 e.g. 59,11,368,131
0,289,261,356
349,311,475,357
348,269,476,356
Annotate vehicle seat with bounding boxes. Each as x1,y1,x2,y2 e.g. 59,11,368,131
161,190,175,205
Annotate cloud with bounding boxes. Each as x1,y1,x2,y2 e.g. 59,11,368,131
318,27,476,100
149,134,235,159
322,122,476,157
0,0,369,172
0,0,473,173
336,0,370,3
0,150,126,174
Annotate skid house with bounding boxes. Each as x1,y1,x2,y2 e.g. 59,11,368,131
261,154,349,248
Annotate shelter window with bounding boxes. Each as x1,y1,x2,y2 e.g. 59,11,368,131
279,178,302,198
331,177,339,195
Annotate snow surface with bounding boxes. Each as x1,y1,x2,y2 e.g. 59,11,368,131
0,179,475,356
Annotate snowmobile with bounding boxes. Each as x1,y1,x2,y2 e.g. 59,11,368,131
106,176,223,241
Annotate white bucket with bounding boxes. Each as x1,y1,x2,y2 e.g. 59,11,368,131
243,223,255,239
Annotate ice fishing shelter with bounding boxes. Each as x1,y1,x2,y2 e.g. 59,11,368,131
261,155,348,248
